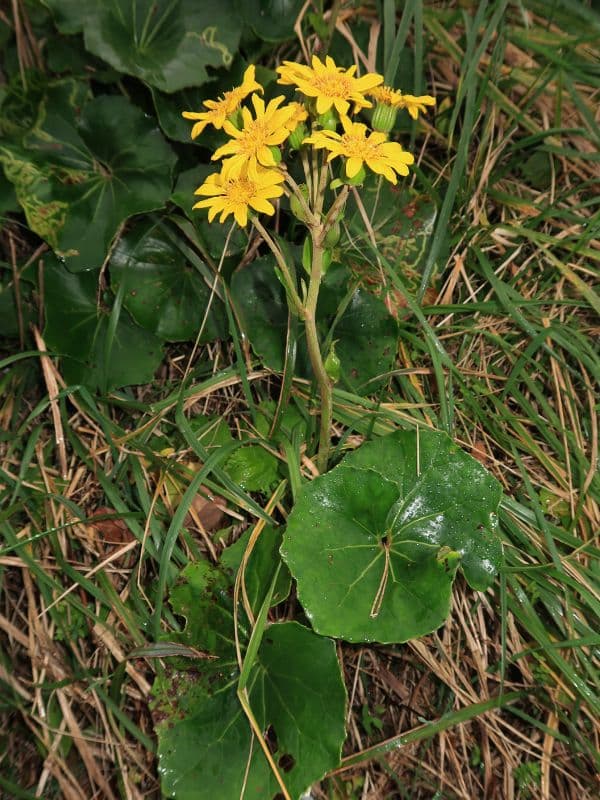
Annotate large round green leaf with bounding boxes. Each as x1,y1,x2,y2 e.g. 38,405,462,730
110,219,227,343
83,0,241,93
43,260,163,391
281,429,503,643
0,84,176,272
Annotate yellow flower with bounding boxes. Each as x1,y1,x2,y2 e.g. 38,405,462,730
369,84,404,108
192,163,285,227
181,65,262,139
212,94,295,176
277,55,383,116
304,116,414,184
397,94,436,120
370,86,436,119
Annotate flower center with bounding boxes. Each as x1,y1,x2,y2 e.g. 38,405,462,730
238,120,269,155
226,177,255,205
314,73,352,98
372,86,396,105
340,133,375,159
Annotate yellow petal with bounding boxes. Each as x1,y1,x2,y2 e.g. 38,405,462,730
316,95,334,115
345,156,363,178
234,206,248,227
333,97,350,116
249,197,275,215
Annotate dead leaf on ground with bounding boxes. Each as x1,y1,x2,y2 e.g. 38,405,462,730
89,507,136,561
185,493,228,532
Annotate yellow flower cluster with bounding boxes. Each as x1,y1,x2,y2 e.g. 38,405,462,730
182,56,435,226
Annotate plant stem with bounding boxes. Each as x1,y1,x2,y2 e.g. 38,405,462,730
304,230,333,473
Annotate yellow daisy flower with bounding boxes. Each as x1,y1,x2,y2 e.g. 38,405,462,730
397,94,436,120
304,116,415,184
212,94,296,176
193,163,285,228
277,55,383,116
181,65,262,139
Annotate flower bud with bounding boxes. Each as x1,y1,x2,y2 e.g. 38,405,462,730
269,146,282,164
324,342,341,383
371,102,398,134
317,109,339,131
290,184,311,224
288,122,308,150
323,221,341,248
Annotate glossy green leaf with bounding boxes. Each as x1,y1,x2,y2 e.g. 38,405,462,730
281,429,503,643
83,0,241,93
242,0,305,41
229,255,296,372
0,84,176,272
110,218,227,343
154,621,346,800
338,430,504,591
230,257,397,394
43,260,163,390
332,284,398,391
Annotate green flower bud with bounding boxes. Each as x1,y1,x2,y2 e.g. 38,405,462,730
290,184,311,224
322,249,332,273
288,122,308,150
269,146,282,164
323,221,341,248
371,102,398,134
317,108,339,131
324,342,341,383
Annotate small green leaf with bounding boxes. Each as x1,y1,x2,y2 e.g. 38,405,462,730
83,0,242,93
225,445,279,493
110,218,227,343
281,429,503,643
43,260,163,391
169,561,243,658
